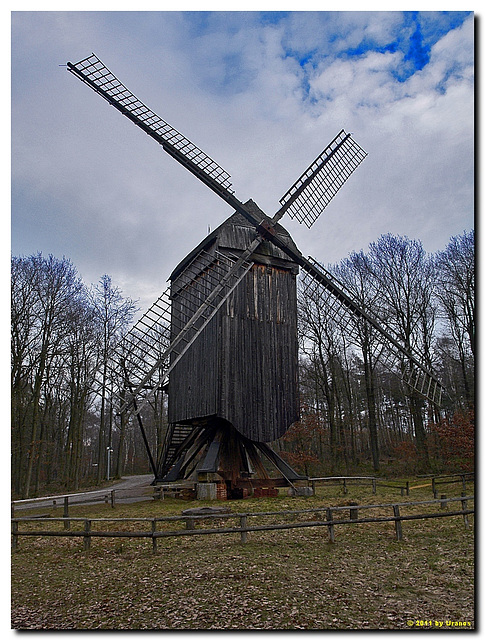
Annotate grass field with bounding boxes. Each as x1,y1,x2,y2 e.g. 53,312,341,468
11,481,474,630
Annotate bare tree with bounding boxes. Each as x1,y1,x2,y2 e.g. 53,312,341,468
334,251,388,471
11,256,38,494
366,234,437,466
90,275,137,482
435,230,474,406
63,296,101,489
298,281,348,470
11,254,140,495
12,254,85,497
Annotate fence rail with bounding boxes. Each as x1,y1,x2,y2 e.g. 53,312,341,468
12,495,473,552
429,473,474,498
12,473,474,517
308,473,474,497
308,476,378,495
11,486,157,517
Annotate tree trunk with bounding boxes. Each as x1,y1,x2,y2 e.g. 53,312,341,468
410,393,429,467
362,343,379,471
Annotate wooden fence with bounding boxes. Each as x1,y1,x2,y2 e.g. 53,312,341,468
308,475,411,496
12,495,473,552
427,473,474,498
11,486,158,518
11,484,200,518
308,476,378,495
308,472,474,497
12,473,474,519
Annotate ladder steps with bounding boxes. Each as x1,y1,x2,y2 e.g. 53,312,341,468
89,248,253,416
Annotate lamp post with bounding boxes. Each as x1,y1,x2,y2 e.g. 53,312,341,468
106,447,113,481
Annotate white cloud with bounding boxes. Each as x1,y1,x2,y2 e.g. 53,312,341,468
11,11,474,312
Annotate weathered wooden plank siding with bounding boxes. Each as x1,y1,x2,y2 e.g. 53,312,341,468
167,211,300,442
219,264,299,441
168,250,221,424
167,315,219,424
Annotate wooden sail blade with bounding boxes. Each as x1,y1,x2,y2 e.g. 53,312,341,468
299,257,444,405
277,130,367,228
67,54,234,198
105,249,254,416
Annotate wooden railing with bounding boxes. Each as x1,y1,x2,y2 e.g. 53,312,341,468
11,484,198,518
308,476,378,495
308,472,474,497
11,486,159,518
12,473,474,519
427,473,474,498
12,495,473,552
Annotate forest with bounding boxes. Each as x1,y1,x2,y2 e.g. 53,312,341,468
11,230,474,498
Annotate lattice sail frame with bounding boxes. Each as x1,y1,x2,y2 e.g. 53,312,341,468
278,130,367,228
298,259,443,405
92,249,254,415
67,54,233,194
67,54,443,410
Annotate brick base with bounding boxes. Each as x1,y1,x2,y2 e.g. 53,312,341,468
216,483,227,500
253,487,279,498
229,487,251,499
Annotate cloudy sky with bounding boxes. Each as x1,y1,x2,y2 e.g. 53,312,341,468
11,11,474,313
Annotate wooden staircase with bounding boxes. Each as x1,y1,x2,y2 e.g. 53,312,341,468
157,423,202,481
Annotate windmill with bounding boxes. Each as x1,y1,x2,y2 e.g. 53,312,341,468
67,54,443,497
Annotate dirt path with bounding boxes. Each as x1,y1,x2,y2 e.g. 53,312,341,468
12,474,155,511
104,474,154,492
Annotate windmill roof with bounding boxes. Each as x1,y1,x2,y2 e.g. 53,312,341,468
169,200,301,281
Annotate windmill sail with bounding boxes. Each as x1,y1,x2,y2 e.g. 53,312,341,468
298,257,443,405
95,249,254,417
68,53,443,484
68,54,443,408
67,54,234,200
277,130,367,228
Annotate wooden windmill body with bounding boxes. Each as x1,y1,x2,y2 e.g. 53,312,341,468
169,205,300,441
164,204,303,492
67,54,444,496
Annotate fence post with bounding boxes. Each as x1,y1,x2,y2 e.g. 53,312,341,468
440,494,447,510
111,490,116,509
461,493,470,531
349,502,358,521
63,496,70,530
372,479,376,495
151,519,158,553
342,479,348,495
432,477,437,499
83,519,91,552
461,475,467,493
12,520,19,551
326,508,335,543
406,481,410,496
393,505,403,541
240,515,248,543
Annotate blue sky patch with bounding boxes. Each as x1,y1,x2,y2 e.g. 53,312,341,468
281,11,471,86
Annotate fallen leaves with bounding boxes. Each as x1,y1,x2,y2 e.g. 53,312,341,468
11,492,474,630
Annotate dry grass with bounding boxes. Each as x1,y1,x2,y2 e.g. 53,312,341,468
11,482,474,630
